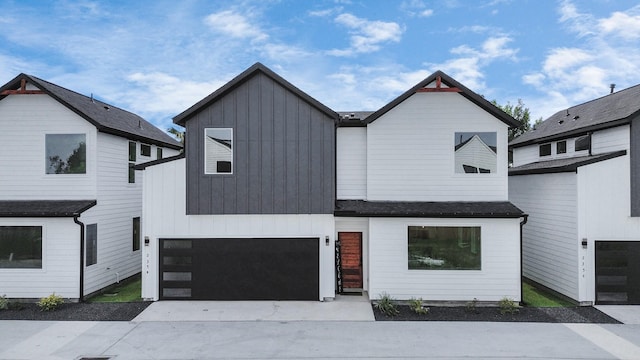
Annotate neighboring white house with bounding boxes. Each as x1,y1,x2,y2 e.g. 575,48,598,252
0,74,182,300
139,63,525,302
509,83,640,305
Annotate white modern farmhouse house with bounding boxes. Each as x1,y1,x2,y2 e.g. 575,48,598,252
0,74,182,300
509,83,640,305
139,63,525,302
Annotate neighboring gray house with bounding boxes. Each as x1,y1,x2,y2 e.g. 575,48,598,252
509,83,640,305
139,63,525,302
0,74,182,300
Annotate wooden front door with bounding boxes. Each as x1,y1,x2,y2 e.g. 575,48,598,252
339,232,363,289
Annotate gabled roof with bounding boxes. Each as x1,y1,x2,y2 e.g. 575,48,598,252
0,200,96,217
174,62,339,126
510,84,640,148
0,74,182,150
508,150,626,176
335,200,524,218
364,70,519,128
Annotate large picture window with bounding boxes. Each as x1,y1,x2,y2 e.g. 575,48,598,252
454,132,496,174
46,134,86,174
204,128,232,174
0,226,42,269
408,226,481,270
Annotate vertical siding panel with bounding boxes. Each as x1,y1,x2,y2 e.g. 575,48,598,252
248,76,262,213
310,110,324,213
285,92,299,213
261,75,274,213
298,102,311,213
323,117,336,212
235,83,249,213
273,84,286,213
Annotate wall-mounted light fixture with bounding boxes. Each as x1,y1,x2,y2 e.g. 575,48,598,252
581,238,587,248
325,236,330,246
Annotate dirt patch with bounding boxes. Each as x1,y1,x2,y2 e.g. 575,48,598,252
0,301,151,321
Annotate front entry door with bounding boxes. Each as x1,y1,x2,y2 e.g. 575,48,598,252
339,232,363,289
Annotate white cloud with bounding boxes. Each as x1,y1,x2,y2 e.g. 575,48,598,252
328,13,403,56
400,0,434,17
308,7,342,17
204,10,268,42
598,9,640,40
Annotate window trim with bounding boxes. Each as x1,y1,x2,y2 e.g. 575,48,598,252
556,140,567,154
140,144,151,157
133,217,141,252
86,223,97,267
454,132,498,175
204,128,233,175
0,225,44,270
157,147,163,160
128,141,137,162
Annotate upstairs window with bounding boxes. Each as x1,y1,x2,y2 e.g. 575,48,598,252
46,134,86,174
539,143,551,157
205,128,233,174
128,141,136,184
128,142,136,162
454,132,497,174
557,141,567,154
140,144,151,157
575,135,591,152
157,147,163,159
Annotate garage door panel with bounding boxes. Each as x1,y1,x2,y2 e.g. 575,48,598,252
160,238,319,300
596,241,640,305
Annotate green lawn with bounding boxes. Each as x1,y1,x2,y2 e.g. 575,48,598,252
522,282,573,307
88,277,142,303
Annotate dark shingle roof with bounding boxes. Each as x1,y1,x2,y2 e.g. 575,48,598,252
335,200,524,218
510,84,640,148
0,200,96,217
135,153,185,170
364,70,519,128
174,62,339,126
508,150,626,176
0,74,182,150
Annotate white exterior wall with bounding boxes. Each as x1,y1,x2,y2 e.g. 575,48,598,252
336,127,367,199
367,92,509,201
512,146,538,167
335,217,369,291
368,217,521,301
591,125,629,154
0,217,80,298
0,94,97,199
509,173,579,300
577,154,640,302
141,159,335,300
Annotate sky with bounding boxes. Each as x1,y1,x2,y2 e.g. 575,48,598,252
1,0,639,133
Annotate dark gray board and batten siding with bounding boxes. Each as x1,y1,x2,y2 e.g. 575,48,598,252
184,72,336,215
631,115,640,217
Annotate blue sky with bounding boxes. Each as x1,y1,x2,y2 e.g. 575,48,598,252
1,0,639,132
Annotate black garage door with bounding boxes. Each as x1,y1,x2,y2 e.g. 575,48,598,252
159,238,319,300
595,241,640,304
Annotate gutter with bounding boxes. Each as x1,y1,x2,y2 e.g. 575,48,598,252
73,215,86,302
519,214,529,305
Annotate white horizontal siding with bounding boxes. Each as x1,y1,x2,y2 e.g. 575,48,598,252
336,127,367,199
0,218,80,298
141,158,335,300
367,92,509,201
511,146,538,167
509,173,579,300
368,217,521,301
0,94,97,199
591,125,629,154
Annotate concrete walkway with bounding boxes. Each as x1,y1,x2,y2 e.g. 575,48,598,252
596,306,640,325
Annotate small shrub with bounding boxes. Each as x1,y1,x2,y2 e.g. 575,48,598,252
465,297,479,314
499,297,519,315
409,297,429,315
0,295,8,310
375,292,399,317
37,293,64,312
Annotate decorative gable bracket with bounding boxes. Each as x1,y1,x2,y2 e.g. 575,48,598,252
0,78,45,95
415,76,461,93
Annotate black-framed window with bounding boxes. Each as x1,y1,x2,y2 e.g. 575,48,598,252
575,135,591,151
140,144,151,157
539,143,551,156
86,224,97,266
557,141,567,154
205,128,233,174
46,134,86,174
408,226,481,270
133,217,140,251
157,147,163,160
0,226,42,269
128,141,136,162
128,163,135,184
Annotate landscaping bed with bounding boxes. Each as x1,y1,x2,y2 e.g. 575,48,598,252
0,301,151,321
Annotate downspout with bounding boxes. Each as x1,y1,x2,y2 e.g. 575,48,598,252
73,215,85,302
519,214,529,306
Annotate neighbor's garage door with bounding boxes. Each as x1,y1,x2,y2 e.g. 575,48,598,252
159,238,319,300
595,241,640,304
